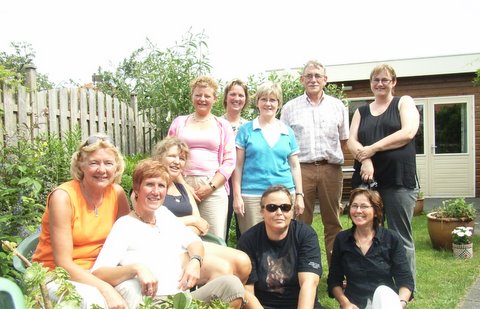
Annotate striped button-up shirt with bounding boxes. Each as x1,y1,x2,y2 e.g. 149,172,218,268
280,93,349,164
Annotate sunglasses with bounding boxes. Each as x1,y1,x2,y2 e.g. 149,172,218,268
84,135,114,146
263,203,292,213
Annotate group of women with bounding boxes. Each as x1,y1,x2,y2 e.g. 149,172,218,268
31,62,418,309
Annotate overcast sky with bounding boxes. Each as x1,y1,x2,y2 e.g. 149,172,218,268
1,0,479,85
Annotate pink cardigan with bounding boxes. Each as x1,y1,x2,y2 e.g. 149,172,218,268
168,115,236,193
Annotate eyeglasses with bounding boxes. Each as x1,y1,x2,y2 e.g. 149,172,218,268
263,203,292,212
303,74,325,80
84,135,114,146
258,98,278,103
350,204,372,211
371,78,392,85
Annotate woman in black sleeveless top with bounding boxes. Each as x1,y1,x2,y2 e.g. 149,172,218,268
151,137,254,291
347,64,420,296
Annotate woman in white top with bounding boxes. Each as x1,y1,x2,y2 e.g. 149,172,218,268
92,159,246,309
222,79,249,241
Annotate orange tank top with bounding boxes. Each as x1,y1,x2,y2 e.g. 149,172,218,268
32,180,119,270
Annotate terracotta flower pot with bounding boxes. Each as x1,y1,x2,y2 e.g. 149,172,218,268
414,198,424,216
427,212,475,251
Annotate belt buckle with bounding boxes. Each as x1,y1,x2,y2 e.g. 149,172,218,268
313,160,326,166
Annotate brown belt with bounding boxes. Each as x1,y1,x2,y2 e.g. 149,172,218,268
301,160,328,165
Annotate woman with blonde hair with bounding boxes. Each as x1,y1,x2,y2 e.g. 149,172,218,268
33,134,130,308
233,81,304,233
348,64,419,284
168,76,236,239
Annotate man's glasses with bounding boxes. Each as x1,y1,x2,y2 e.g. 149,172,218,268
84,135,114,146
303,74,325,80
371,78,392,85
263,203,292,213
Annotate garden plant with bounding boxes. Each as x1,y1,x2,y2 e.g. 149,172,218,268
2,33,480,308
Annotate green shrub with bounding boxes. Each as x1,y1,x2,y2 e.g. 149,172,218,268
121,153,147,198
0,130,81,279
433,198,476,220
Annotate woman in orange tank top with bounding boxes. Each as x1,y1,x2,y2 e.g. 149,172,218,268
32,134,130,308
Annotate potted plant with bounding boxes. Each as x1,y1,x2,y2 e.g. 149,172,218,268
414,191,425,216
427,198,476,250
451,226,474,259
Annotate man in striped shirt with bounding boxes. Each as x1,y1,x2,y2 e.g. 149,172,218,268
280,60,349,266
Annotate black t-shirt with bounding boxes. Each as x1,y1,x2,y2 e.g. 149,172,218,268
238,220,323,309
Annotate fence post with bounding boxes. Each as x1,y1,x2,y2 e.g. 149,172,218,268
23,63,37,91
130,93,141,154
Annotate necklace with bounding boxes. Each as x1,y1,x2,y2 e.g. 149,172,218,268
192,113,212,123
354,231,374,254
133,208,156,225
80,183,103,217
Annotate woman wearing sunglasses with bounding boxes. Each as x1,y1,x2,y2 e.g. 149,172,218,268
237,185,323,309
327,188,414,309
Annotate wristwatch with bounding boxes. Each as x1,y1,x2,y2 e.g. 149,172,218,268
190,254,203,267
208,181,216,190
295,192,305,198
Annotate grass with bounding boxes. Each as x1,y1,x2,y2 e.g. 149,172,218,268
228,213,480,309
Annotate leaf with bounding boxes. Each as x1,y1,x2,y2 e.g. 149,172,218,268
172,292,192,309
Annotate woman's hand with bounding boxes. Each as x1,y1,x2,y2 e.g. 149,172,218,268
178,259,201,291
184,182,201,202
355,145,376,162
295,195,305,216
360,159,375,183
194,217,210,236
100,285,129,309
341,303,360,309
135,264,158,297
233,196,245,216
194,183,214,201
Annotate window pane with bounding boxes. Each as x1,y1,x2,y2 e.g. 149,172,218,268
415,104,424,155
347,99,373,123
434,103,467,154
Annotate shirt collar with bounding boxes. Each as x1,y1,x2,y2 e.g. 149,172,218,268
304,91,325,106
347,225,384,244
252,117,289,135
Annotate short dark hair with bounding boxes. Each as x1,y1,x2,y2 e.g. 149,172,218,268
260,184,292,207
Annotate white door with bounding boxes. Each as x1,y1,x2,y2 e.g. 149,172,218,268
416,95,475,197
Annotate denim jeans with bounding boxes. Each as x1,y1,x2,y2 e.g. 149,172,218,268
378,186,417,287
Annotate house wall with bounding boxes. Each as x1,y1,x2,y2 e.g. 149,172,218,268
332,72,480,197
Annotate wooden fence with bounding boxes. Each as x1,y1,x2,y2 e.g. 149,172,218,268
0,81,158,155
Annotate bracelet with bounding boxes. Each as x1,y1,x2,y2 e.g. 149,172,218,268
400,299,408,307
190,254,203,267
208,181,216,190
295,192,304,198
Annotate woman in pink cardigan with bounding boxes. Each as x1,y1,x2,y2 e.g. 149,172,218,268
168,76,236,239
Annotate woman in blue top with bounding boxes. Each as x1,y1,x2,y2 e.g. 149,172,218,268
233,81,304,234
